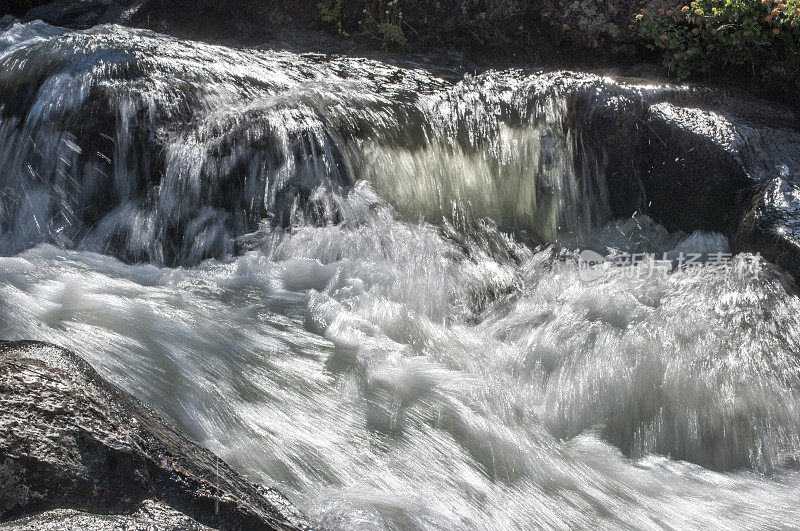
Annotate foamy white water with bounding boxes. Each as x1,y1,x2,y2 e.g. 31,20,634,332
1,21,800,530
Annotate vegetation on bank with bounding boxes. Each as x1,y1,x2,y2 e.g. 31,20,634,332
317,0,521,50
635,0,800,82
3,0,799,106
319,0,407,47
312,0,799,105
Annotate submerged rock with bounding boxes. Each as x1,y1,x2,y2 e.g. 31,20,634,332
0,340,311,530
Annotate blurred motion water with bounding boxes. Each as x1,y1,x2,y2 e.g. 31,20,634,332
1,21,800,529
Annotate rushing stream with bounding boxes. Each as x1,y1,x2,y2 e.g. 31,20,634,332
2,21,800,529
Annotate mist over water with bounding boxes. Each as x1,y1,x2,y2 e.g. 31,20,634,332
1,21,800,529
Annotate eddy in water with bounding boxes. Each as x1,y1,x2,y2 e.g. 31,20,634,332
1,19,800,530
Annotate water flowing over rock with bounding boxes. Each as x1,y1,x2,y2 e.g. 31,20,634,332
0,23,798,276
560,75,800,280
2,21,800,530
0,340,310,530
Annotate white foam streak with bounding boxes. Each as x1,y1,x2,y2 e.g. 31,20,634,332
1,206,800,528
1,22,800,530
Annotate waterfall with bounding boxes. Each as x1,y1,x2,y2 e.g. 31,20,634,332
2,21,800,530
0,24,610,265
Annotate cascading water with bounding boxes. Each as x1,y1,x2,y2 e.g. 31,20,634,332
1,20,800,529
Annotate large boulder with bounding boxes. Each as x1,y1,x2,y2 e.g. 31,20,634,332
0,341,311,530
21,0,116,29
553,73,800,280
16,0,317,44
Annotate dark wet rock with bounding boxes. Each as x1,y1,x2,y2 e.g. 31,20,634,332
22,0,115,29
562,78,742,232
736,179,800,284
0,16,17,30
14,0,660,59
0,340,311,530
16,0,312,45
0,28,357,265
555,74,800,280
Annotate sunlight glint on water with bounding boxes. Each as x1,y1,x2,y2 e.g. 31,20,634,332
0,21,799,530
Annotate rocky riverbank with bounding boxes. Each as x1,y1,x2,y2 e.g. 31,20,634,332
0,341,311,530
1,14,800,528
4,0,799,112
4,0,650,53
0,18,798,280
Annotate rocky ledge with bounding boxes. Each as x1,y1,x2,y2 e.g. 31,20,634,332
0,341,311,530
551,74,800,282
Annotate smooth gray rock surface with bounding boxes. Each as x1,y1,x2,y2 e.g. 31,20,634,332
0,341,311,531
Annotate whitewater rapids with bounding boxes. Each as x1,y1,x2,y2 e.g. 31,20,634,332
1,20,800,529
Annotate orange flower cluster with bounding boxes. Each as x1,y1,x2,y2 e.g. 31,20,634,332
762,0,800,25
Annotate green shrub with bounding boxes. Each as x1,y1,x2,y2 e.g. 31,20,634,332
635,0,800,80
318,0,345,34
317,0,406,48
361,0,407,49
